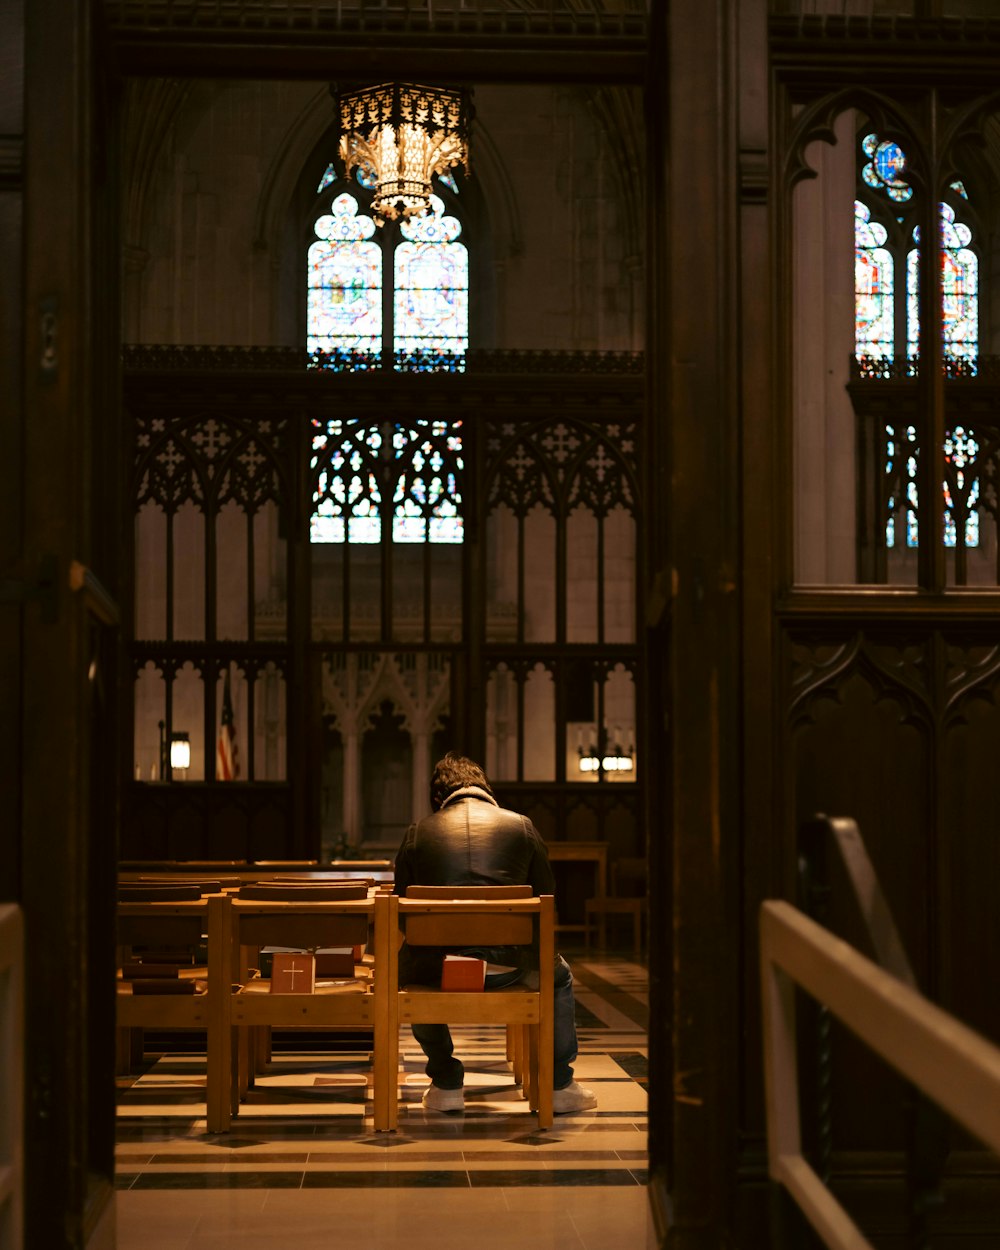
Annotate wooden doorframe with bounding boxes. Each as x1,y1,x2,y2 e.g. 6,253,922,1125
18,2,122,1244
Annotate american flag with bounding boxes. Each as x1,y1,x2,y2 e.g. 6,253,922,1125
216,668,240,780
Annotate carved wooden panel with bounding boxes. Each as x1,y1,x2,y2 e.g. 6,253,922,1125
783,620,1000,1154
125,356,644,862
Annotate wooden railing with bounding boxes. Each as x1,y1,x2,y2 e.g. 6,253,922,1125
0,904,23,1250
760,897,1000,1249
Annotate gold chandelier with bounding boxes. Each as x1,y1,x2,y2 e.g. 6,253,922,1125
334,82,472,226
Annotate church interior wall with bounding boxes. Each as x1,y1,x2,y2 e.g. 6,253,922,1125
126,79,644,352
124,77,644,856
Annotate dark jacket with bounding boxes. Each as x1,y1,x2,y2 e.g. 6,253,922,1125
394,786,556,898
393,786,556,980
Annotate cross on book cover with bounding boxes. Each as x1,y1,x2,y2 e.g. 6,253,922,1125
270,951,316,994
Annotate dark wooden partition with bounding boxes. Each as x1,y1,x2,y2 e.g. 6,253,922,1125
122,354,645,873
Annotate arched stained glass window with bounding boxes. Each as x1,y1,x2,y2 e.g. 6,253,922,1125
307,181,467,370
906,208,979,367
394,195,469,364
855,201,894,360
311,418,464,546
941,205,978,364
306,174,469,544
857,133,979,367
307,193,381,355
858,133,983,553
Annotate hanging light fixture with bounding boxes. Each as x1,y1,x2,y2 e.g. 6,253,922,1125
334,82,472,226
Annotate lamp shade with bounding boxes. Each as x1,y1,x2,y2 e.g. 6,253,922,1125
169,733,191,771
335,82,471,225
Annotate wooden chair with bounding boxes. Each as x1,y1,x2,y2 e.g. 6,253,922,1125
116,892,231,1132
216,888,391,1131
383,889,555,1131
584,855,648,955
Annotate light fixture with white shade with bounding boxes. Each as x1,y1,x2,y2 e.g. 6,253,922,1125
169,732,191,773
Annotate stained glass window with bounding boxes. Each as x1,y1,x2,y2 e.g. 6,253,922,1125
943,426,980,549
905,209,979,368
307,176,469,543
941,204,978,365
887,423,982,550
861,133,913,203
858,133,984,551
859,133,979,368
307,184,469,371
307,193,381,355
906,246,920,363
394,195,469,364
311,419,464,545
885,424,919,549
855,202,894,360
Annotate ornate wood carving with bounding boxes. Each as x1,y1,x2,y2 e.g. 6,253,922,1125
782,616,1000,1149
126,353,644,858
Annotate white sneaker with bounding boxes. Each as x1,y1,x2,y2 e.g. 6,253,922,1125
552,1081,598,1114
422,1083,464,1112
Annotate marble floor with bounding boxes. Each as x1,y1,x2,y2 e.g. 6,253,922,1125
115,949,650,1249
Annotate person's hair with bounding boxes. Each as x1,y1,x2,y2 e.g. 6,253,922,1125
429,751,494,811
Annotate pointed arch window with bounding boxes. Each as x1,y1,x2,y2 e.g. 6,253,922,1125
855,131,979,369
306,171,468,370
855,131,981,551
306,167,469,545
394,198,469,362
855,201,894,360
307,192,382,357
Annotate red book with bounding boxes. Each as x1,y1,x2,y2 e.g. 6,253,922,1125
315,948,355,978
441,955,486,991
270,952,316,994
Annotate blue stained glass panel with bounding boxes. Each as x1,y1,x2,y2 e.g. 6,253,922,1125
860,133,913,203
874,140,906,186
317,163,337,193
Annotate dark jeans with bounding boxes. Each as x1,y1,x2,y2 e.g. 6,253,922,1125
410,954,579,1091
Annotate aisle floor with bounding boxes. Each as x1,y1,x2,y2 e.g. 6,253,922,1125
115,950,649,1249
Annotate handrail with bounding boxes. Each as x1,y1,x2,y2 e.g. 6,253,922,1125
798,815,914,986
796,815,949,1243
0,903,24,1249
760,899,1000,1250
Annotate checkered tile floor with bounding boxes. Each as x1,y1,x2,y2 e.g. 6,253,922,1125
116,949,649,1249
